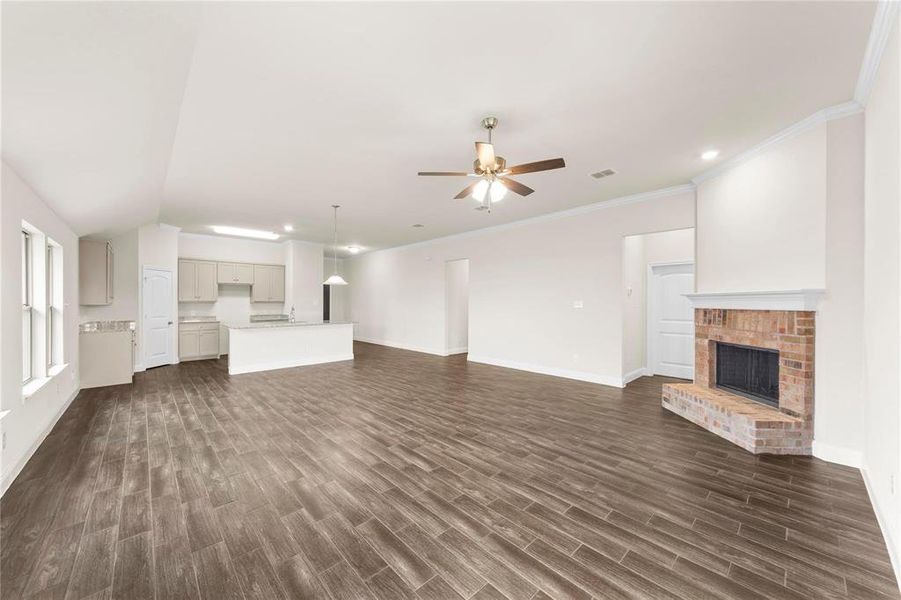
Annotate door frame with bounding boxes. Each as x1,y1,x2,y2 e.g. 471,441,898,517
142,265,174,369
646,261,695,378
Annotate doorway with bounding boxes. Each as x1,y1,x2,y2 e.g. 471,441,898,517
323,285,330,321
143,266,173,369
445,259,469,355
647,262,695,379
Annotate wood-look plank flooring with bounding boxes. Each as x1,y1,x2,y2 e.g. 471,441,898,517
2,341,897,599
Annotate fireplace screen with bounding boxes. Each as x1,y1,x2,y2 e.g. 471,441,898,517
715,342,779,407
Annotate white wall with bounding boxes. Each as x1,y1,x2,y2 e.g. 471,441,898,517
863,10,901,578
1,161,80,494
445,259,469,354
79,228,139,324
347,189,695,385
696,124,827,292
622,228,695,377
137,223,180,369
285,240,324,323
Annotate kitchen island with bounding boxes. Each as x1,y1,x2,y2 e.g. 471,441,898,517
223,320,353,375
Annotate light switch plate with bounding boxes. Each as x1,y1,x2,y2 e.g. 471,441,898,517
573,300,584,309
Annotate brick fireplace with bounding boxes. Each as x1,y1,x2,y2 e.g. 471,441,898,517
662,306,815,454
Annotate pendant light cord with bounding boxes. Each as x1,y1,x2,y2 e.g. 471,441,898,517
332,205,340,276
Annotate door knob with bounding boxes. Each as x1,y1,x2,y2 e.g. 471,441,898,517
168,321,173,325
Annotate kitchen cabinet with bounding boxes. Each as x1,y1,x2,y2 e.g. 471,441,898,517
178,260,218,302
179,321,220,360
252,264,285,302
80,240,114,305
250,265,285,302
217,262,254,285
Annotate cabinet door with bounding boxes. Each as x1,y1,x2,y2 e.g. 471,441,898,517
234,263,254,285
269,265,285,301
198,330,219,357
251,265,270,302
196,262,218,302
178,261,197,301
217,262,236,284
79,240,112,306
179,330,199,358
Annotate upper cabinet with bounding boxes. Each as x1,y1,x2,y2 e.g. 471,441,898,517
178,259,218,302
252,264,285,303
179,259,284,303
217,262,254,285
80,239,114,306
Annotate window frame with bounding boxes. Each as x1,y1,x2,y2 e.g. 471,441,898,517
22,230,33,384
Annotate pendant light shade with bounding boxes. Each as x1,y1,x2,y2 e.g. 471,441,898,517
323,205,349,286
324,274,348,286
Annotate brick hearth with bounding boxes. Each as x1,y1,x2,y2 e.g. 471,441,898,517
662,308,814,454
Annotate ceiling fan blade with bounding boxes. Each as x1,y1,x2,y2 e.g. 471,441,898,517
505,158,566,175
453,180,481,199
499,177,534,196
475,142,496,170
418,171,472,177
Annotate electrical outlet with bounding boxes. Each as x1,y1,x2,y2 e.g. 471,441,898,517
573,300,584,309
2,432,6,451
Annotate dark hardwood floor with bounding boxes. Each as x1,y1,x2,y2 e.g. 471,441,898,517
2,342,897,599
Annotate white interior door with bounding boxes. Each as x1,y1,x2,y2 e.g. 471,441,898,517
143,267,173,369
648,263,694,379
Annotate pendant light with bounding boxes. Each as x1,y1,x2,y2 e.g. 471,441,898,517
323,204,348,286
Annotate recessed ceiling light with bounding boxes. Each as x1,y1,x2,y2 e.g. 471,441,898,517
346,245,361,254
412,223,424,228
701,149,720,161
211,226,279,240
284,224,294,232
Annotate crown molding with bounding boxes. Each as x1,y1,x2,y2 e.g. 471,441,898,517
855,1,900,106
368,183,696,255
691,101,863,186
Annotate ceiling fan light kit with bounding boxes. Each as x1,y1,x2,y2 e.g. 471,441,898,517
418,116,565,212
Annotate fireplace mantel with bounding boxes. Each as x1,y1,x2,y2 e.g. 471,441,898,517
684,289,825,311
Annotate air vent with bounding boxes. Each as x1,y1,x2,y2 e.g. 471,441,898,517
591,169,616,179
474,205,489,211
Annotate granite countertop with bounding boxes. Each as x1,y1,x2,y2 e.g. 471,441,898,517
223,320,353,330
179,316,219,324
79,320,136,333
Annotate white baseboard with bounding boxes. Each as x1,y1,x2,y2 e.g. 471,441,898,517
1,386,81,497
467,354,623,388
228,353,354,375
446,347,469,355
622,367,651,386
811,440,863,468
354,336,448,357
861,465,901,594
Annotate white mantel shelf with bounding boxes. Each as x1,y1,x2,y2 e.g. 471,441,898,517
684,289,826,311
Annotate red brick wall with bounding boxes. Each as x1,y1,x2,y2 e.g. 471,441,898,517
694,309,815,418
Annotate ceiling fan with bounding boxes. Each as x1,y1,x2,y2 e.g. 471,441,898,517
418,116,565,210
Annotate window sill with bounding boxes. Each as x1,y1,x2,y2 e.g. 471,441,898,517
22,363,69,400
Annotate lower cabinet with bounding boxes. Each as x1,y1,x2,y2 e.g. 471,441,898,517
179,322,220,361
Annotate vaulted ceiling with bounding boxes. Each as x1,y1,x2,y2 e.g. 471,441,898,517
2,2,876,254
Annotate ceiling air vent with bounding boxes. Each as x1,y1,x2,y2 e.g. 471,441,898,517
591,169,616,179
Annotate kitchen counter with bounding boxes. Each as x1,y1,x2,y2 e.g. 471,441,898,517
179,316,219,324
223,320,353,330
226,321,353,374
79,320,136,333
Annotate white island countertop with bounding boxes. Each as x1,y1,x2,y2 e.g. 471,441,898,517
223,320,354,330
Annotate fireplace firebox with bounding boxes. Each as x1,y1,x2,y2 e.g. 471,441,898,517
715,342,779,407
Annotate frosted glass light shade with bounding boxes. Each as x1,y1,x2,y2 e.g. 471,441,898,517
472,179,490,202
490,180,507,202
323,274,348,286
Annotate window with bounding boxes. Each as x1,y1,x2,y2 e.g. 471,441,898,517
47,242,62,368
22,230,33,383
